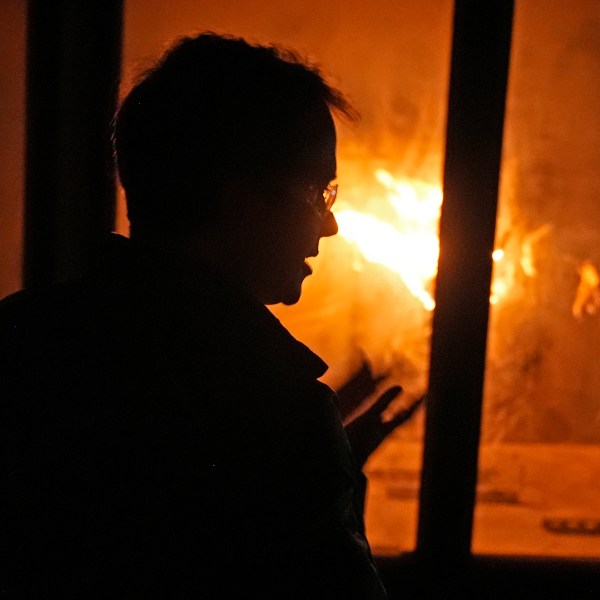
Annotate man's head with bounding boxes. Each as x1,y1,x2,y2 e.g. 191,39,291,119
113,31,355,304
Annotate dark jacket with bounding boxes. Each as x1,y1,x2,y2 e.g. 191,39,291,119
1,234,387,599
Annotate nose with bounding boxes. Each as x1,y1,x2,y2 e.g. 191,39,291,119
319,210,338,237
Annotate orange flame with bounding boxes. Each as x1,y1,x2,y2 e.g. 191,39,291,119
335,169,515,311
572,261,600,319
335,169,441,311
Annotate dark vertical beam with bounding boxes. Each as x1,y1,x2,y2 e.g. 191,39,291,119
24,0,124,287
416,0,514,581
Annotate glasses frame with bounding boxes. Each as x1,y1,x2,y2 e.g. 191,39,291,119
306,182,338,216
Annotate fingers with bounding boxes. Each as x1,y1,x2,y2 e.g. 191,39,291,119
350,359,389,389
385,394,426,427
370,385,403,414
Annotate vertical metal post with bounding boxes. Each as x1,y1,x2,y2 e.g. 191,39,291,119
416,0,514,582
24,0,124,287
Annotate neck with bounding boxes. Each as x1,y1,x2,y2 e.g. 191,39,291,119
130,227,268,305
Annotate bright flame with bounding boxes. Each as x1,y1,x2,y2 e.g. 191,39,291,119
490,248,508,305
335,169,518,311
521,224,552,277
572,261,600,319
336,169,441,311
332,169,594,325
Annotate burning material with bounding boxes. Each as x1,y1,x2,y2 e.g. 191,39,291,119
520,224,553,277
334,169,597,323
572,261,600,320
490,248,509,305
335,169,441,311
334,169,514,310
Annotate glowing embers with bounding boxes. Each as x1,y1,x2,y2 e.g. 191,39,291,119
488,248,507,305
572,261,600,320
335,169,442,311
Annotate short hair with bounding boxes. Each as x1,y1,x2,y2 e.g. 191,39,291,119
113,31,356,234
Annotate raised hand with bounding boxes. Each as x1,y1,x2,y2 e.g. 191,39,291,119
336,360,425,468
335,359,389,424
345,387,425,468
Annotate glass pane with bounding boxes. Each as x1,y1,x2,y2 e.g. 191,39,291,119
474,0,600,557
123,0,454,555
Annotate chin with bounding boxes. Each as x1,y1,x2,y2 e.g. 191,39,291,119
279,286,303,306
281,296,301,306
262,284,302,306
264,269,306,306
277,279,305,305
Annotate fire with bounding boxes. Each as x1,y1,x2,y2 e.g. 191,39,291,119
572,261,600,319
335,169,441,311
490,249,507,306
520,224,552,277
334,169,564,312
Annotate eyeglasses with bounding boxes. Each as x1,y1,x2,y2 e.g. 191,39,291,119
305,182,338,216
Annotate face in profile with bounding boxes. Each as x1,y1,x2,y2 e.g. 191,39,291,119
257,110,340,306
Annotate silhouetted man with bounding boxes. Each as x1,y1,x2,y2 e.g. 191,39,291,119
1,32,420,598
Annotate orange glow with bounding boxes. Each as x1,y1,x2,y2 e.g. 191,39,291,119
572,261,600,319
335,169,514,310
335,169,441,311
490,249,506,305
520,224,552,277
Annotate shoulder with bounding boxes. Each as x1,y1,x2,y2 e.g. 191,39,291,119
0,279,101,339
0,276,136,389
0,234,137,332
